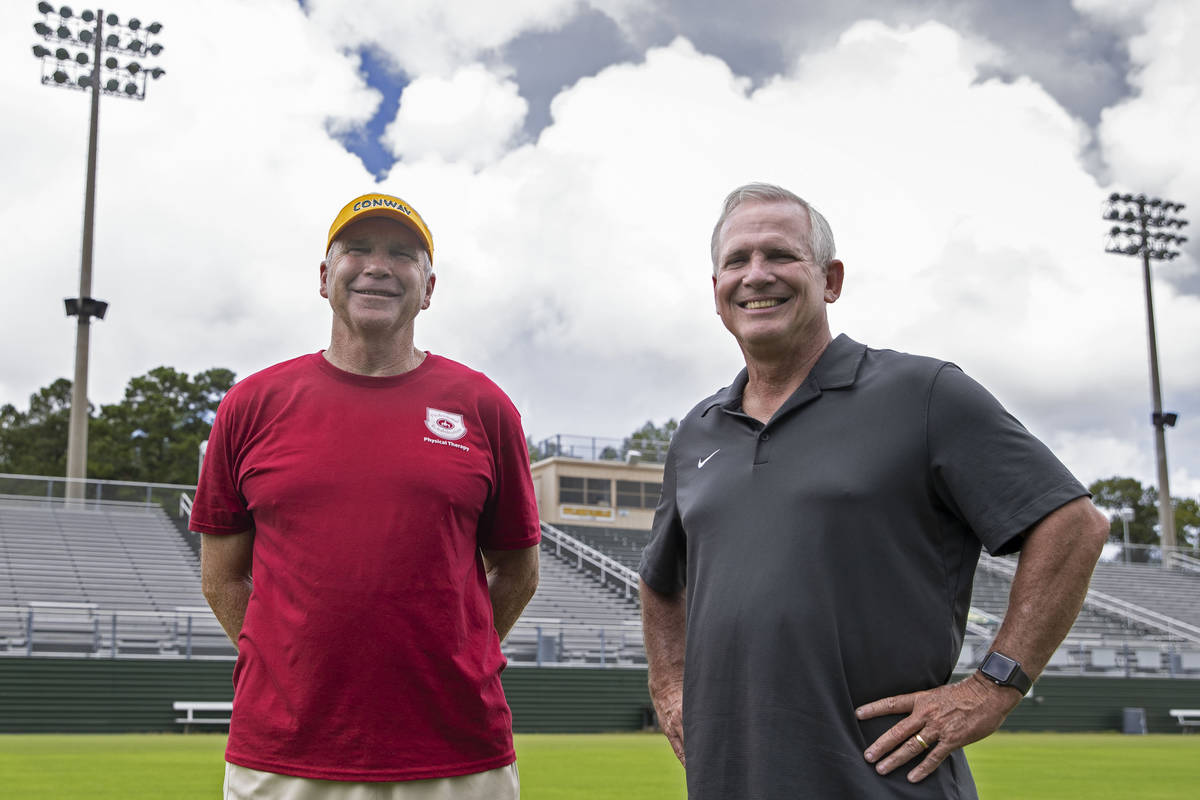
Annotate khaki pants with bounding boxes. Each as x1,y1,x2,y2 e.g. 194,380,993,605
223,762,519,800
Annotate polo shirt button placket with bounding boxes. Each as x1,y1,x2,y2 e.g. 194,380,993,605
754,429,772,465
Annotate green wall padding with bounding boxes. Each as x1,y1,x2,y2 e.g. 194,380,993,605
1,659,1197,734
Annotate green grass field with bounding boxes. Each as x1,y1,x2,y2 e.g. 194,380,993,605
0,732,1197,798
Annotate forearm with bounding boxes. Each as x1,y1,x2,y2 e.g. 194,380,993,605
988,497,1108,678
200,530,254,647
641,580,686,698
203,577,252,645
484,547,539,641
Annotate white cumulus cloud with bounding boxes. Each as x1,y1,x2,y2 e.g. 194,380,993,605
384,65,528,168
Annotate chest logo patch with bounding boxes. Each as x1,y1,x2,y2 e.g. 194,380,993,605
425,408,467,441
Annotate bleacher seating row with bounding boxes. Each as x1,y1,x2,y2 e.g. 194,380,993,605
2,497,1199,675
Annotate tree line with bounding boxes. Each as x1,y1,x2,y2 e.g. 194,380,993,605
0,367,235,486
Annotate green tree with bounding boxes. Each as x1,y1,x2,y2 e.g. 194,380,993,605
0,379,77,476
1087,475,1200,555
91,366,235,484
0,367,235,485
622,419,678,462
1177,497,1200,552
526,435,547,463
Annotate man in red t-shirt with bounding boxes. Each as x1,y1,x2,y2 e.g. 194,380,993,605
192,192,541,799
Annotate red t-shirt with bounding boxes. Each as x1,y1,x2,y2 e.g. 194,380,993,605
190,352,541,781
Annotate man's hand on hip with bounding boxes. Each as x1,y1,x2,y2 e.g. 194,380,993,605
855,672,1022,783
650,681,686,767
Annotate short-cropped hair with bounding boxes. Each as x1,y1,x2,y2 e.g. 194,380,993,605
710,183,836,275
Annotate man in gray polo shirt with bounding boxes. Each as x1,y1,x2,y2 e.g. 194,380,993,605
639,182,1109,798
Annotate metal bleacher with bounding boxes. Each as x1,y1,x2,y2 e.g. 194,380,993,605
0,495,230,658
970,553,1200,677
528,524,1200,677
2,484,1197,677
550,524,650,571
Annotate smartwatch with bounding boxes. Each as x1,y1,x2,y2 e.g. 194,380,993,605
978,651,1032,694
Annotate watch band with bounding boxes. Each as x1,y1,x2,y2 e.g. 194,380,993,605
978,651,1033,694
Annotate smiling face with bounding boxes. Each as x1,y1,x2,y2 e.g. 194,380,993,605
712,200,843,364
320,216,434,344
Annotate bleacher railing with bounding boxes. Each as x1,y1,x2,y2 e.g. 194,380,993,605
540,522,641,599
533,434,670,464
0,603,646,667
0,473,196,521
1168,551,1200,575
504,617,645,668
979,553,1200,645
0,603,234,660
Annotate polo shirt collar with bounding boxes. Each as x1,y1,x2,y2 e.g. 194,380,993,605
701,334,867,417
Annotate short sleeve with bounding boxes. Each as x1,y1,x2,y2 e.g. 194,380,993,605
476,393,541,551
189,392,254,535
928,364,1088,556
639,444,687,593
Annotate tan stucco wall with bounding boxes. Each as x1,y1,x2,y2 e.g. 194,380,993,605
530,457,665,530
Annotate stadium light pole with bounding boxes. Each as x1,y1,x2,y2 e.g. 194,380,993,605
1102,192,1189,556
32,4,165,499
1117,507,1134,565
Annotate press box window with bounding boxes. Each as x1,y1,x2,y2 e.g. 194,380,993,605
559,476,584,504
585,478,612,506
560,476,612,506
617,480,663,509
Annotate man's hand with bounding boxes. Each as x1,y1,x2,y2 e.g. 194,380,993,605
651,680,686,767
856,672,1022,783
640,579,687,768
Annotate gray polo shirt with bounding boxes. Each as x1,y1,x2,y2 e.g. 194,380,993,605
640,334,1087,799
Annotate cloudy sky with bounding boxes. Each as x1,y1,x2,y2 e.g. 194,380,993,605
2,0,1198,499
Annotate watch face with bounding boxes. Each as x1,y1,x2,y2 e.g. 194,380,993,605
981,652,1018,682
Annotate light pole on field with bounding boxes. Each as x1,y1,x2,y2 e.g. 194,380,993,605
31,3,165,499
1102,192,1188,555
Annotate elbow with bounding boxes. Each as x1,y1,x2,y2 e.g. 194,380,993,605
200,573,220,607
1078,501,1111,561
523,561,540,604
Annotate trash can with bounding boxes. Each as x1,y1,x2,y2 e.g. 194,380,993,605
1122,707,1147,734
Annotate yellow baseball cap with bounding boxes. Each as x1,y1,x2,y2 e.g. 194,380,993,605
325,193,434,258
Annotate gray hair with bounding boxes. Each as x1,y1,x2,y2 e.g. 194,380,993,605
325,240,434,280
710,183,836,275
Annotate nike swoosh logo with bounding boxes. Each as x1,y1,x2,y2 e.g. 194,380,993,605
698,449,720,469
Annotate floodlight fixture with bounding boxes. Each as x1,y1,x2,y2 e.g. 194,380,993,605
1102,191,1191,555
29,3,166,498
